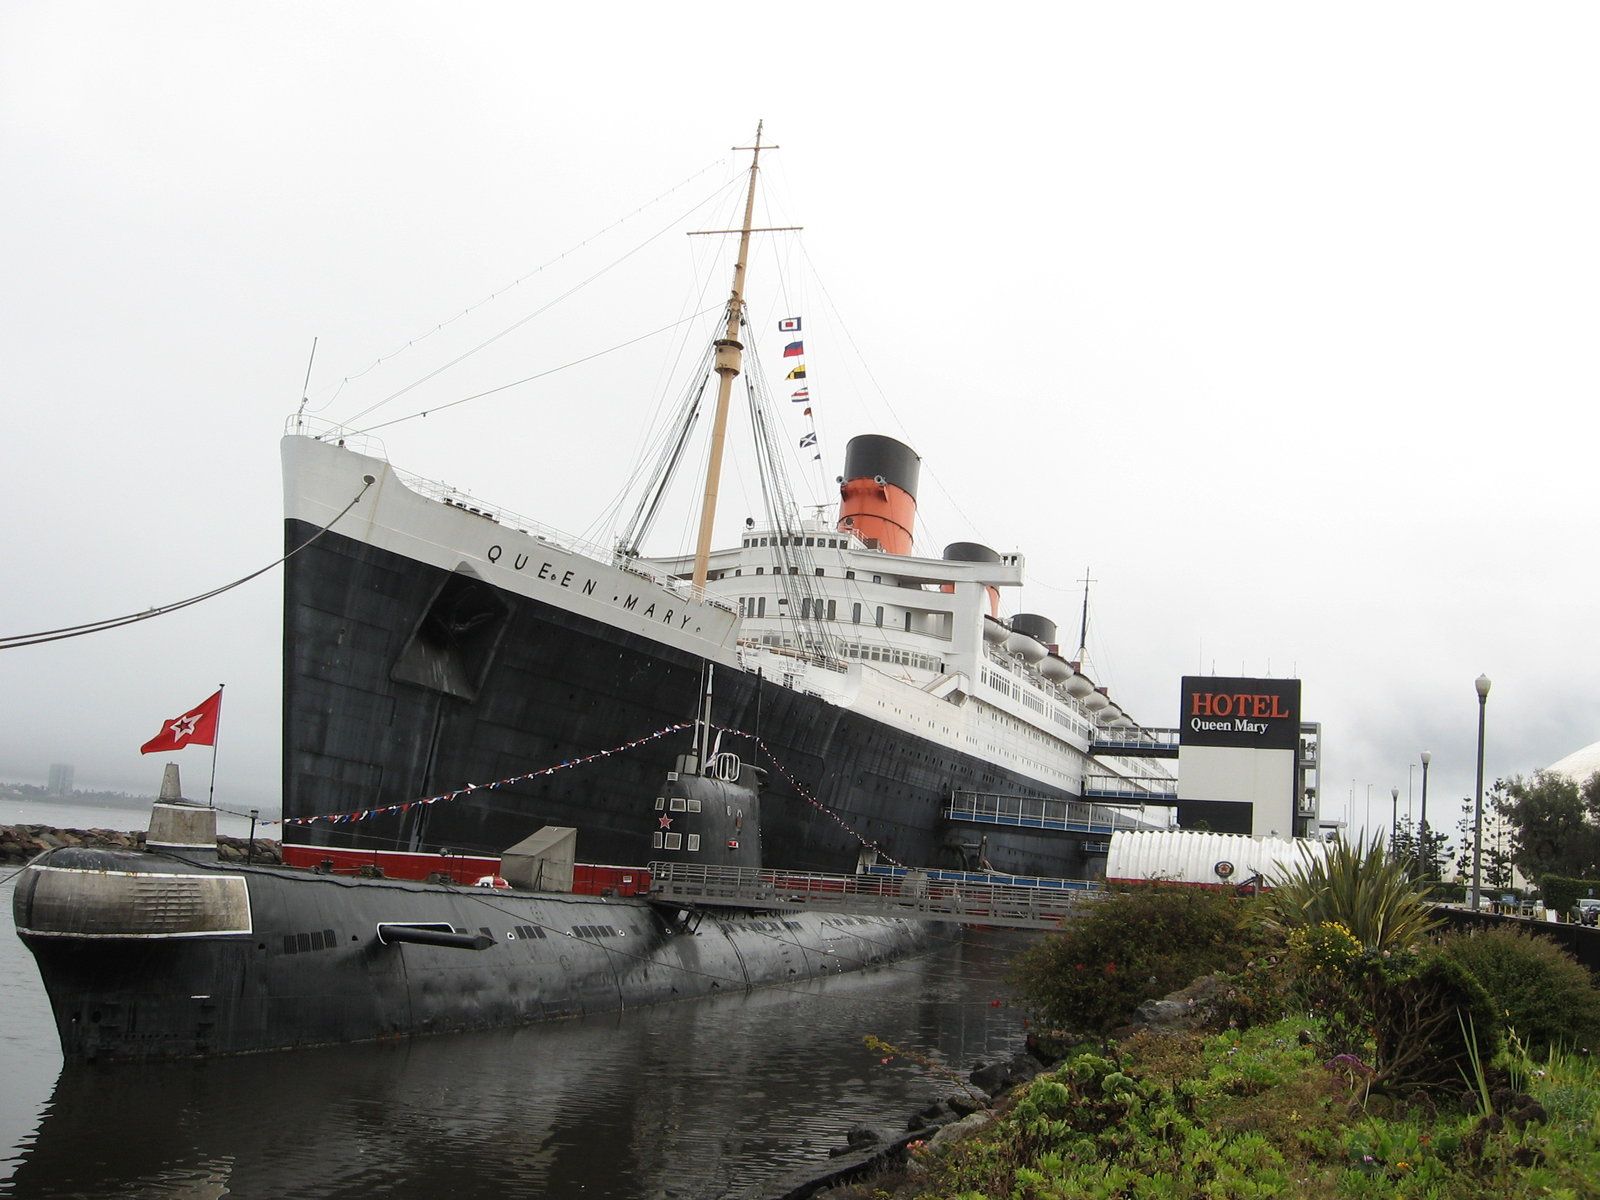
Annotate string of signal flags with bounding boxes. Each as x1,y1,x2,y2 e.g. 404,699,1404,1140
779,315,820,460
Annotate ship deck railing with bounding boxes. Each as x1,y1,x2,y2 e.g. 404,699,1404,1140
646,862,1100,931
1081,774,1179,803
1090,727,1182,756
945,790,1126,836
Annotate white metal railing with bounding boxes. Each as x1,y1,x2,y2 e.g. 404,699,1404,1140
647,861,1092,930
1092,727,1182,752
1081,773,1179,801
945,791,1113,832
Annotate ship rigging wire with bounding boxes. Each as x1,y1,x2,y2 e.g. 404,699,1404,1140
343,305,724,437
0,478,375,651
339,173,746,427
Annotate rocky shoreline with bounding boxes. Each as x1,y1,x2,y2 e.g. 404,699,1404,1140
763,977,1224,1200
757,1032,1064,1200
0,824,282,865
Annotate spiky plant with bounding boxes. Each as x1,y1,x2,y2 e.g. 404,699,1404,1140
1264,835,1442,952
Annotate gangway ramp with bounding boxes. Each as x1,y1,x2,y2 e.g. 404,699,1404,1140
647,862,1099,931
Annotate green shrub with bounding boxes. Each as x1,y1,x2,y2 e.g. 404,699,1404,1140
1266,835,1442,951
1541,874,1600,917
1010,884,1258,1036
1439,925,1600,1053
1359,948,1503,1094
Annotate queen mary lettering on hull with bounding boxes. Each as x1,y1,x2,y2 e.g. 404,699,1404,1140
281,124,1171,881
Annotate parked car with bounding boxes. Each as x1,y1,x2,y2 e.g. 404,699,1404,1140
1570,898,1600,926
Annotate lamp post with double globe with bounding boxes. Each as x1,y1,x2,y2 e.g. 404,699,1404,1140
1471,675,1491,911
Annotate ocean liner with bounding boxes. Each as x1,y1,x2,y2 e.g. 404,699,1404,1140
281,127,1171,880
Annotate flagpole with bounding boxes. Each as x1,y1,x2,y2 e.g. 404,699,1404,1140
208,684,225,808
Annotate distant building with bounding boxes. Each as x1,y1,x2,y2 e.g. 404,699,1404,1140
47,764,74,796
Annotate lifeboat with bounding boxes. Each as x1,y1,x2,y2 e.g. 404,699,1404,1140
1063,662,1095,699
1082,686,1111,713
982,614,1011,645
1004,630,1047,664
1040,653,1071,682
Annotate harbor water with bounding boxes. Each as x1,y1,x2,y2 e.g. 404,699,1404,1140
0,802,1037,1199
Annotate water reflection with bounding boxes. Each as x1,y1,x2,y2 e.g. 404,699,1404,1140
4,928,1031,1199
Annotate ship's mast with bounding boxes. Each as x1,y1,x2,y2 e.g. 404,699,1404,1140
688,123,799,591
1075,567,1097,661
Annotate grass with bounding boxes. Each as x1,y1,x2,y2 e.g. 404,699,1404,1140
854,1018,1600,1200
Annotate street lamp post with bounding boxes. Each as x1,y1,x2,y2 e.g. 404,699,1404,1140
1471,675,1491,911
1420,750,1432,876
1390,786,1399,842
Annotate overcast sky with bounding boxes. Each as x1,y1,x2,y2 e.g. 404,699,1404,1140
3,3,1595,846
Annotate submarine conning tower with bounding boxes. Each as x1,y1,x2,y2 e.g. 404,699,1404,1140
651,752,765,872
837,434,920,555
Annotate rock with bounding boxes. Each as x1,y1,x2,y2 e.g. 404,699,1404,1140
908,1101,946,1130
927,1110,994,1149
1024,1031,1057,1066
947,1092,985,1117
968,1061,1009,1096
1004,1052,1043,1088
844,1125,881,1149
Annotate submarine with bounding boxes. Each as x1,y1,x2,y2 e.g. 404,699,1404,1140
13,719,935,1062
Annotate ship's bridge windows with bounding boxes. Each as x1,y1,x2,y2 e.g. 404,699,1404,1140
669,797,687,811
654,797,665,810
845,570,855,580
687,834,701,851
755,567,763,575
687,798,702,812
664,832,683,850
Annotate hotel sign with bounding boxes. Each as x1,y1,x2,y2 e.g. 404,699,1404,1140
1180,677,1301,752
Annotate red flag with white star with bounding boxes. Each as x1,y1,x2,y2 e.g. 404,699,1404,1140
140,690,222,754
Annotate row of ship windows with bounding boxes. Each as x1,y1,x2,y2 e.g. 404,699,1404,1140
652,831,703,851
979,668,1090,737
711,567,883,584
654,796,704,812
743,535,850,549
750,631,943,674
741,597,910,632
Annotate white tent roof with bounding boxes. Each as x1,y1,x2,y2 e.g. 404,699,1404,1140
1547,742,1600,783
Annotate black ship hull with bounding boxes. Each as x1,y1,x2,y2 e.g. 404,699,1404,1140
14,845,933,1062
284,521,1096,879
